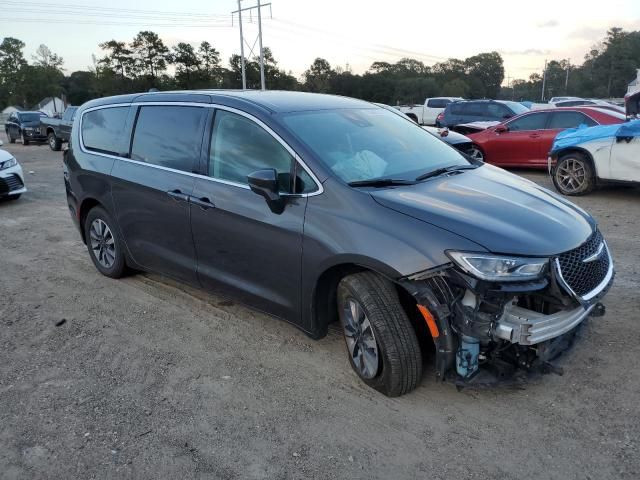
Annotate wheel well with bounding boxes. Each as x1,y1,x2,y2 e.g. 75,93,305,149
46,127,55,135
405,113,419,123
313,264,429,348
78,198,101,243
314,264,366,333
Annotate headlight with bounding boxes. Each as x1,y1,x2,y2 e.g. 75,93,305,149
447,251,548,282
0,157,17,170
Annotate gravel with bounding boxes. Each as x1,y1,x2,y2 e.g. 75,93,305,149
1,135,638,479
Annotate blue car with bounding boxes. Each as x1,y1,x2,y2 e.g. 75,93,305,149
437,99,529,128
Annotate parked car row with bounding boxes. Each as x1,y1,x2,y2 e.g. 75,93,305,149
4,106,77,150
465,107,625,168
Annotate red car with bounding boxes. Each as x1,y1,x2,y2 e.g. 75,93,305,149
466,107,625,168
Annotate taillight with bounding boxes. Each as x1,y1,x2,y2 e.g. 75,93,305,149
436,112,444,121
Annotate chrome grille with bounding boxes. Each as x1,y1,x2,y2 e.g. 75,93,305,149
557,230,610,297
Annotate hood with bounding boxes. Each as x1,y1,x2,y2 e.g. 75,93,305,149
20,119,41,128
422,126,471,145
371,164,595,256
0,149,13,162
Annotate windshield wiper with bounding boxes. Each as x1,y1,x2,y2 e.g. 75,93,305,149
415,164,478,182
348,178,416,188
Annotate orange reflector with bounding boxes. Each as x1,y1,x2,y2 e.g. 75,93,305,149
417,304,440,338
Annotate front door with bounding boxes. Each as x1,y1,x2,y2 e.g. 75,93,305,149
487,112,550,166
190,109,311,321
608,136,640,182
111,104,208,284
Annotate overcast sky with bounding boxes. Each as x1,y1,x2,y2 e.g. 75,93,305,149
2,0,640,83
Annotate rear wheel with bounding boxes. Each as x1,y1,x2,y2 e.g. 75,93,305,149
553,153,595,196
84,206,126,278
48,132,62,151
337,272,423,397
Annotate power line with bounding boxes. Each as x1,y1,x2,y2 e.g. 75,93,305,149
1,17,233,28
0,1,232,18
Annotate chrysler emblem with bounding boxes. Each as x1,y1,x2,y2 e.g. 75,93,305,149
583,242,605,263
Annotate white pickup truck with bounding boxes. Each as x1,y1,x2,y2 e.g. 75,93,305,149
396,97,463,125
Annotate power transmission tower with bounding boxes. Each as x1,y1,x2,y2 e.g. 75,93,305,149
231,1,272,90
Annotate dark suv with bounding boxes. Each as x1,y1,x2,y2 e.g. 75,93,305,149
437,100,529,128
64,91,613,396
5,111,48,145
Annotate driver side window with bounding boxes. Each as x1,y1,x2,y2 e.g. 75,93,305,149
507,112,549,131
209,110,316,194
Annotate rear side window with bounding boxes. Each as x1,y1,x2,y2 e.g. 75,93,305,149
466,102,487,116
507,112,550,131
449,103,465,115
130,105,206,172
82,107,129,155
427,99,449,108
209,110,295,192
548,111,596,129
486,103,510,118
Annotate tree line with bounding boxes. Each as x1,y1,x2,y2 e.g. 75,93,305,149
0,27,638,110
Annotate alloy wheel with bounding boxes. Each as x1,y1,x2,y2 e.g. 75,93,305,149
89,218,116,269
49,135,56,149
557,158,586,193
468,146,484,161
340,297,380,379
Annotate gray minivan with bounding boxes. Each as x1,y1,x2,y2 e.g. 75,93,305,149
64,90,613,396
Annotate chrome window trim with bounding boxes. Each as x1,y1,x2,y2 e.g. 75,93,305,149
78,101,324,197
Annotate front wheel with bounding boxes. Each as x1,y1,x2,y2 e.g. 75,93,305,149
48,132,62,151
552,153,595,196
337,272,423,397
21,132,29,146
467,144,484,162
84,206,127,278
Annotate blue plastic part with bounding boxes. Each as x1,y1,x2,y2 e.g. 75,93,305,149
456,335,480,378
550,119,640,156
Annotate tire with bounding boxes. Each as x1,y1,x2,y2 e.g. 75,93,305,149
8,131,16,143
21,132,29,146
552,152,595,196
337,272,423,397
48,132,62,151
2,194,21,201
84,206,127,278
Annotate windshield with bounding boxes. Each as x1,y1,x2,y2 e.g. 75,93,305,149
282,108,470,183
501,101,529,115
18,113,41,122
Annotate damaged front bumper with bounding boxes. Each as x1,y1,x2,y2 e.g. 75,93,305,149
400,237,615,387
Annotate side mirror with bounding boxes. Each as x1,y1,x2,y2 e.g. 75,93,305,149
247,169,285,214
495,125,509,133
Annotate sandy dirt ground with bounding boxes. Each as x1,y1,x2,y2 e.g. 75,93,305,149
0,133,638,480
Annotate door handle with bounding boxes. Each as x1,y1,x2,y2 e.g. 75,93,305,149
167,189,190,202
529,133,541,138
190,196,215,210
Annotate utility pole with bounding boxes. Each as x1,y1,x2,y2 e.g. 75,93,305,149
231,1,272,90
236,0,246,89
565,58,570,95
541,59,547,102
257,0,265,90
